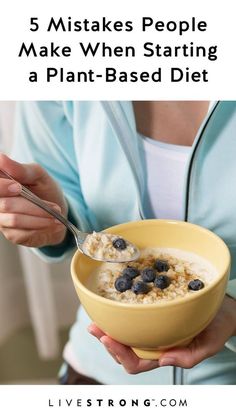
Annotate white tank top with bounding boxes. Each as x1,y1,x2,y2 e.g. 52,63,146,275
139,101,215,220
139,134,191,220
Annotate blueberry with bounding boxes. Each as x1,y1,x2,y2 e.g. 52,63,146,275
188,279,204,291
122,267,140,279
154,259,170,272
154,275,171,290
131,281,149,295
141,267,156,283
115,275,132,292
112,238,127,251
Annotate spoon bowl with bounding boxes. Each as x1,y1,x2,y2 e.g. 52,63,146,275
82,233,140,263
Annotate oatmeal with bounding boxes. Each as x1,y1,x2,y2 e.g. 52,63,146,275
82,231,137,261
89,248,217,304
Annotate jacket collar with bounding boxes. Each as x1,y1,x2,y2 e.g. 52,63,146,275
100,101,146,218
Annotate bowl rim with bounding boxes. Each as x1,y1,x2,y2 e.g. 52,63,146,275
71,219,231,309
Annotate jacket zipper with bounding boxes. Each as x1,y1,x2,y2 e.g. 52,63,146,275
184,101,220,221
174,101,220,385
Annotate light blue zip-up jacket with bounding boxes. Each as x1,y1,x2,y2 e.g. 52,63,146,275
12,101,236,384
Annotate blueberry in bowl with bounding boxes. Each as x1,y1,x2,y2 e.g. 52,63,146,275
188,279,204,291
132,281,149,295
115,275,133,292
141,267,156,283
154,259,170,272
123,266,140,279
154,275,171,290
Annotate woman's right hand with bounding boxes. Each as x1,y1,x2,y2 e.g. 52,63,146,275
0,154,67,248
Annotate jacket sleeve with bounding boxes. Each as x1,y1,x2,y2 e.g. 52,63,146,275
11,101,93,262
225,279,236,352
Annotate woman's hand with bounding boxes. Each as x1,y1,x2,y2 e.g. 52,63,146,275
0,153,67,247
88,295,236,374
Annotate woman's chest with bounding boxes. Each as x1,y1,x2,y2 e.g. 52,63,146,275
132,101,209,146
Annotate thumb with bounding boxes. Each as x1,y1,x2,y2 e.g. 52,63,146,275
159,333,215,369
0,153,45,185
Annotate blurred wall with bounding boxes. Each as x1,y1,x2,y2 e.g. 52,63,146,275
0,102,78,359
0,102,30,343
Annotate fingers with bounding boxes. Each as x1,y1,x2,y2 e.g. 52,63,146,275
0,153,46,185
1,225,65,247
0,179,22,197
100,336,160,373
159,331,220,369
0,197,61,217
0,213,60,230
88,324,160,374
159,343,206,369
0,194,63,230
0,179,65,245
88,324,213,372
87,324,121,364
88,324,106,340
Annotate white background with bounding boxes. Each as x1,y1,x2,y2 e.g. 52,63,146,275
1,384,235,418
0,0,235,99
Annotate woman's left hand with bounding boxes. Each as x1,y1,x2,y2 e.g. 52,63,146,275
88,295,236,374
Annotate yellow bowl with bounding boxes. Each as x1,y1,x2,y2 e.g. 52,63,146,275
71,220,230,359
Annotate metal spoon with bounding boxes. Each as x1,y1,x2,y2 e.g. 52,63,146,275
0,168,140,263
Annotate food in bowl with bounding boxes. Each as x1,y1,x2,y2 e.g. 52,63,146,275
82,231,137,261
89,247,217,304
71,220,230,359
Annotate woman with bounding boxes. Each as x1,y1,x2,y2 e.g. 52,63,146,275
0,100,236,384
